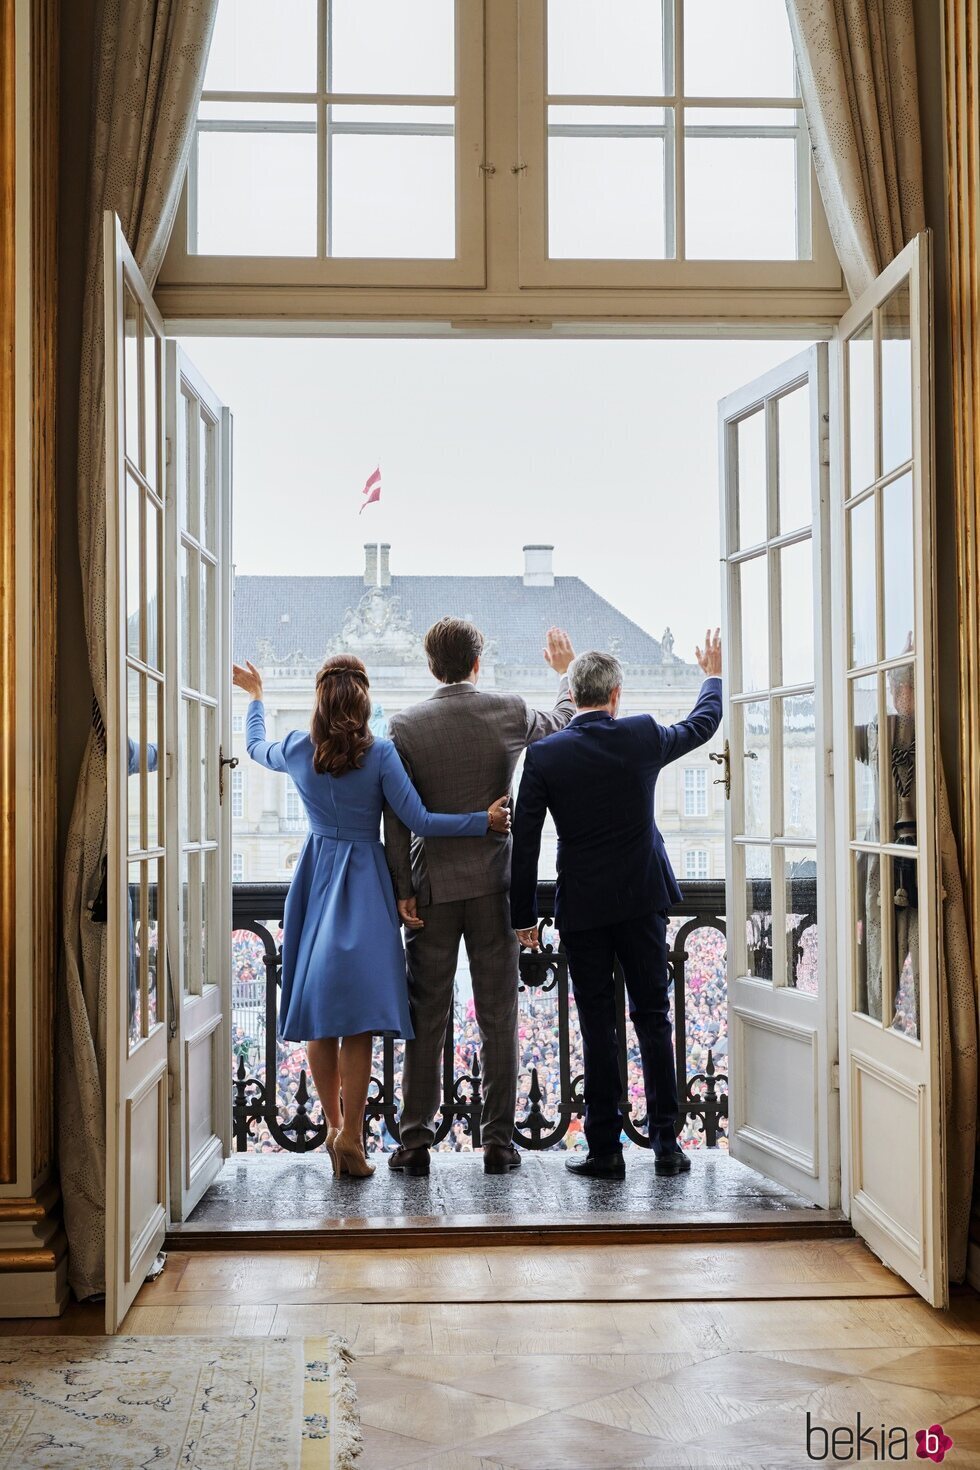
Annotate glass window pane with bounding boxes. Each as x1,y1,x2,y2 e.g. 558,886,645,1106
847,494,877,668
200,410,216,553
145,678,160,852
143,327,158,490
854,849,882,1021
740,700,770,839
548,123,666,259
330,120,455,258
202,703,217,842
776,383,811,534
127,668,142,855
146,857,160,1030
847,318,875,495
145,498,160,672
204,0,318,93
126,476,141,661
128,861,144,1050
685,135,798,260
781,693,816,840
196,119,317,257
179,389,194,538
329,0,455,95
744,844,772,981
881,282,912,475
882,471,914,662
684,0,798,97
737,554,769,693
184,849,201,995
547,0,665,96
123,289,140,468
185,546,201,692
785,847,818,992
778,537,813,686
203,847,219,987
889,854,919,1040
851,674,879,843
884,663,917,849
179,845,189,992
184,696,200,843
201,559,215,698
178,696,190,851
736,409,766,549
179,545,191,690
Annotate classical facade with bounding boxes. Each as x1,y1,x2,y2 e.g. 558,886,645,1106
230,543,727,886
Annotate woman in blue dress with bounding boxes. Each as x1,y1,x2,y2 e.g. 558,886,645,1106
232,653,510,1179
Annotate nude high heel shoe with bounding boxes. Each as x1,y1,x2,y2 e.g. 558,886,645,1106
333,1135,375,1178
325,1126,341,1176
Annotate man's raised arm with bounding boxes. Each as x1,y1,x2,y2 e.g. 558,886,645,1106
654,628,724,765
524,626,576,744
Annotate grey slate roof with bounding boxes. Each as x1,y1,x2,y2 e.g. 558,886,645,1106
234,574,688,671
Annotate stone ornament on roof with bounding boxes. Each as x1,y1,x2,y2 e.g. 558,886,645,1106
329,588,426,664
661,627,675,663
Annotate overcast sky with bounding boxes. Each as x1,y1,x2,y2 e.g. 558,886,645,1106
183,336,811,659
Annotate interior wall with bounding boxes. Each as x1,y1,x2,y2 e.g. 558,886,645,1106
913,0,960,827
55,0,97,863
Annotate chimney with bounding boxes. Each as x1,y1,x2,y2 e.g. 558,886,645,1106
379,542,391,588
363,542,378,586
523,544,554,587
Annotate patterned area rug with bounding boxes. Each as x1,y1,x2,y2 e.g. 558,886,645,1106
0,1335,360,1469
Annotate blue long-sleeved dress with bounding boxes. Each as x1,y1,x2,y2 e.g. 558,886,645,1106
245,700,488,1040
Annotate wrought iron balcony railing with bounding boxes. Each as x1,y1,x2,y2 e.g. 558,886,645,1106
230,879,766,1155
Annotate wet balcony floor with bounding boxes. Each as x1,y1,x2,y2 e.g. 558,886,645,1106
171,1150,848,1246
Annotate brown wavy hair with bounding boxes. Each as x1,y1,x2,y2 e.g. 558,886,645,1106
310,655,374,776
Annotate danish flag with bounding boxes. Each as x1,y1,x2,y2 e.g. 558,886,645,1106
359,466,382,514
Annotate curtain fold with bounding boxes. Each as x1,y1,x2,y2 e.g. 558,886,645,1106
787,0,978,1283
59,0,217,1300
785,0,925,298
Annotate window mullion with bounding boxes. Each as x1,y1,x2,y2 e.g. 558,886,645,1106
318,0,327,260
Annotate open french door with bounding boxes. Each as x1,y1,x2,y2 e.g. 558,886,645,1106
165,345,234,1220
831,233,946,1305
719,344,839,1211
105,216,171,1331
105,213,233,1329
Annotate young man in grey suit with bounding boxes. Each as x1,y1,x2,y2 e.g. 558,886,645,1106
383,617,575,1175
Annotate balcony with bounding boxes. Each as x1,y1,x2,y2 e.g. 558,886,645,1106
230,879,736,1156
172,880,834,1241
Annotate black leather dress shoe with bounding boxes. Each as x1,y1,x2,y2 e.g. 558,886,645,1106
387,1145,430,1177
654,1149,691,1176
565,1152,626,1180
484,1143,522,1174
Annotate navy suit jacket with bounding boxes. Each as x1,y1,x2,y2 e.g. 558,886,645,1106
510,678,723,933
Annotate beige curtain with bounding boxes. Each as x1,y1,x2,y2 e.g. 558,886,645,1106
785,0,925,298
59,0,217,1300
787,0,978,1283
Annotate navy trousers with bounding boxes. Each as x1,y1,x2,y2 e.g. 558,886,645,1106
562,910,679,1157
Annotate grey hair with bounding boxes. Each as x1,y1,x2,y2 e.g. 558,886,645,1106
569,650,624,708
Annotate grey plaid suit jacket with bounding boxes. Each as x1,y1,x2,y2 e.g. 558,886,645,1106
383,678,574,906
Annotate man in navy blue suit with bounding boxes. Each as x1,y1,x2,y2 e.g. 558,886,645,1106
510,632,723,1179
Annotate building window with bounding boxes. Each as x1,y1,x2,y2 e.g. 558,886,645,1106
232,851,244,881
159,0,841,307
168,0,484,286
684,848,709,880
231,767,244,819
684,767,708,817
285,780,302,822
232,711,244,734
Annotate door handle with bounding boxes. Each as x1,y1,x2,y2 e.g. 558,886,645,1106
219,745,239,805
709,741,731,800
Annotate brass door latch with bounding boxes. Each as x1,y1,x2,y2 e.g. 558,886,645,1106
219,745,239,805
709,741,731,800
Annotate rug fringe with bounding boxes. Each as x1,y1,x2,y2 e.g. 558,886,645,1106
324,1335,362,1468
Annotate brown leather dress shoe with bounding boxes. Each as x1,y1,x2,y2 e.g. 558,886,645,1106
483,1143,522,1174
388,1145,430,1177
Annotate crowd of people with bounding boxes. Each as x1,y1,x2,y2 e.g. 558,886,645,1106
231,917,740,1155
